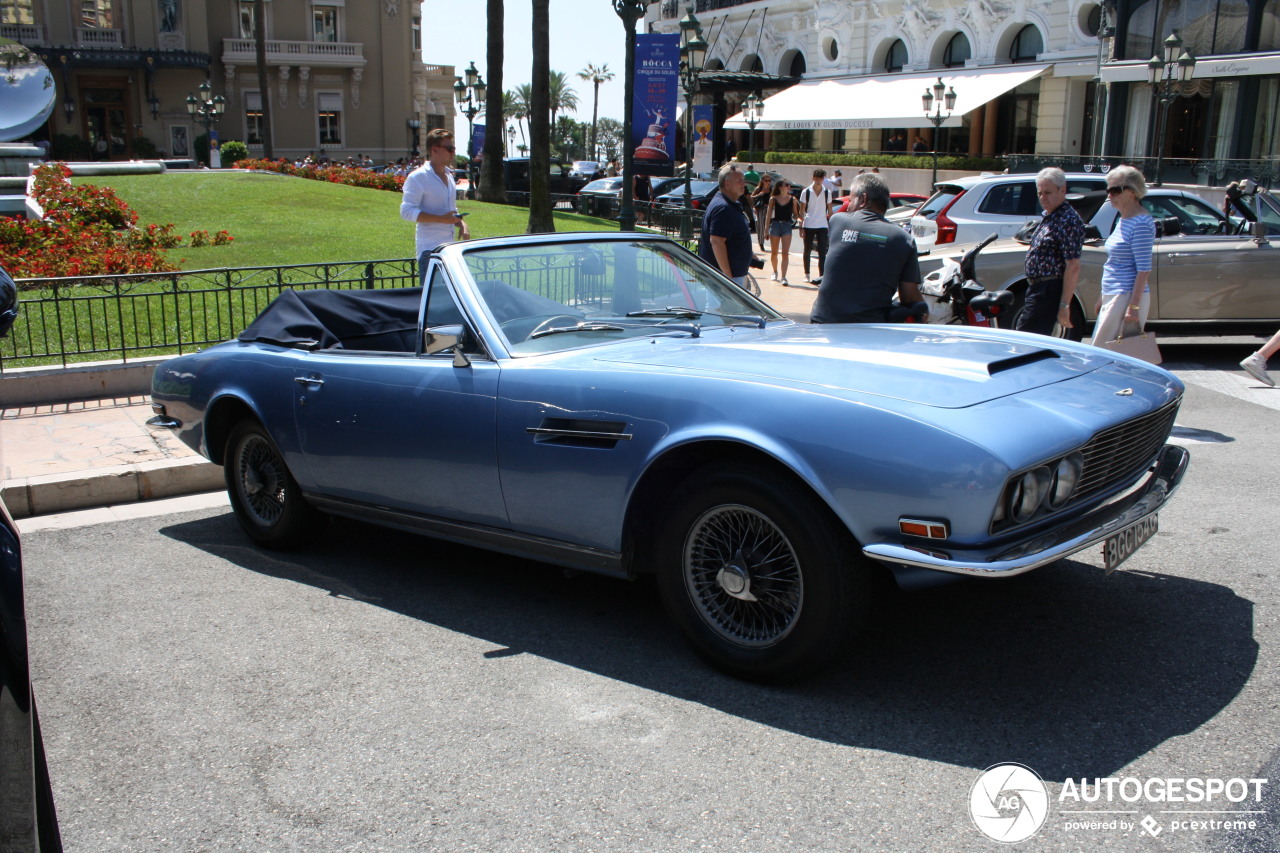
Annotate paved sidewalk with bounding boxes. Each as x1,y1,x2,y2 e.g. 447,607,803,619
0,282,820,520
1,395,222,519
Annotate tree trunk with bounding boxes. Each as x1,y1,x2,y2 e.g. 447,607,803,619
479,0,505,202
527,0,554,233
590,80,599,161
254,0,274,160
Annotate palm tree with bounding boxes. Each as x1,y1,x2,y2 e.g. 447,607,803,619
546,70,579,138
504,88,528,149
479,0,505,202
527,0,554,232
576,63,614,161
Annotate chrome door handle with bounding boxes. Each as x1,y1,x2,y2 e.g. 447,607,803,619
1167,253,1205,259
294,376,325,385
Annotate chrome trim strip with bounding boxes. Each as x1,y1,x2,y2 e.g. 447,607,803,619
145,415,181,430
863,444,1189,577
303,494,629,578
525,427,634,441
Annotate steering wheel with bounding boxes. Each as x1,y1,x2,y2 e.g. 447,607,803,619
500,313,584,342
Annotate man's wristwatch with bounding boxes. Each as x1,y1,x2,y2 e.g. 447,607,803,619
1058,302,1069,308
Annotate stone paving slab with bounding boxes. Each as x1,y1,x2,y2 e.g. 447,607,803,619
1,395,222,518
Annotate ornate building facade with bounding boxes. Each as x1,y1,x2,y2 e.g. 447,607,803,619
648,0,1280,182
1,0,456,162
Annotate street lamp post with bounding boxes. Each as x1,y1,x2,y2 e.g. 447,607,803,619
613,0,645,231
678,7,708,241
1146,31,1197,187
453,61,486,200
507,124,515,158
743,91,763,162
186,80,226,166
920,77,956,189
407,118,421,158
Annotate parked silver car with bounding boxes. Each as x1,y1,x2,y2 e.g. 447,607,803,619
917,187,1278,340
911,172,1110,252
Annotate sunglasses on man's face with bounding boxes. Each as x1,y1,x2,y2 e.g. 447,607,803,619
436,145,456,152
1106,185,1129,196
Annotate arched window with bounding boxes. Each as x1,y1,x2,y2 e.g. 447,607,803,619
885,39,908,72
788,51,807,77
1263,0,1280,51
943,33,971,68
1009,25,1043,62
741,54,763,73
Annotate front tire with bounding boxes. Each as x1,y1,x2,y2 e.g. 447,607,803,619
225,420,316,549
655,465,870,682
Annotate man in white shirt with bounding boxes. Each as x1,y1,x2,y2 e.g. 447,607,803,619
798,168,833,284
400,128,469,258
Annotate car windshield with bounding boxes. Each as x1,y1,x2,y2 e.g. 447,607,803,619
1235,191,1280,233
662,180,718,199
459,239,783,355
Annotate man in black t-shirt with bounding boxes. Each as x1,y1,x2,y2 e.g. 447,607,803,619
810,173,922,324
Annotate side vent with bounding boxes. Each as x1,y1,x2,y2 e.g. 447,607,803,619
526,418,632,449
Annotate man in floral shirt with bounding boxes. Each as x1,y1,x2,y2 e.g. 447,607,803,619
1019,167,1085,335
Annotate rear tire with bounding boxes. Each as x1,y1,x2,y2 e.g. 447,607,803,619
655,464,871,682
1001,285,1086,342
225,420,316,549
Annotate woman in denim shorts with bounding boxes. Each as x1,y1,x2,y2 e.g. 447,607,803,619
765,180,798,285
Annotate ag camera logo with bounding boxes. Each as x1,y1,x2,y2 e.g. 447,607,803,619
970,763,1050,843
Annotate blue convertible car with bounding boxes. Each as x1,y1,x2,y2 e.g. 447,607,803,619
150,232,1188,680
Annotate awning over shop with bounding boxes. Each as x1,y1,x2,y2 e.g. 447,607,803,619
1101,51,1280,82
723,65,1051,130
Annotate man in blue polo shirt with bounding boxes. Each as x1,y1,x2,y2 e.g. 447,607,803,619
697,166,757,288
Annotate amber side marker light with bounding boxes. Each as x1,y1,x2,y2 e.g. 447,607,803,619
900,518,949,539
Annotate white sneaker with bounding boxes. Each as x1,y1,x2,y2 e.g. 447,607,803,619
770,272,778,281
1240,352,1276,386
781,278,790,287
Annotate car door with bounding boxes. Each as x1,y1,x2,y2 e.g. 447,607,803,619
1156,233,1280,320
291,264,507,525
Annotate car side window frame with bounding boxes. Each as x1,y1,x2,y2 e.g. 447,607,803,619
420,259,492,360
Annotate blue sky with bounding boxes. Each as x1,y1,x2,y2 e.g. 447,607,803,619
425,0,629,127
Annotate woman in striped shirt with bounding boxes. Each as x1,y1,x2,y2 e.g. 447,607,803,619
1091,165,1155,346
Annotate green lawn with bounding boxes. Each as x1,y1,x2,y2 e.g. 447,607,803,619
76,171,620,270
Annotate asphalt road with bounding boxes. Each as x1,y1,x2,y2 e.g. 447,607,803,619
19,343,1280,853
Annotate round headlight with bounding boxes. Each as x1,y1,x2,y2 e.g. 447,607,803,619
1048,452,1085,509
1008,466,1052,523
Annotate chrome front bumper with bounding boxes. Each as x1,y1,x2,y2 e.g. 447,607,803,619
862,444,1190,577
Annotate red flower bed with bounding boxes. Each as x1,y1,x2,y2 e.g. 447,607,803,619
238,158,406,193
0,164,232,280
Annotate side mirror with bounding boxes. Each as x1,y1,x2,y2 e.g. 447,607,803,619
423,324,471,367
1253,221,1270,244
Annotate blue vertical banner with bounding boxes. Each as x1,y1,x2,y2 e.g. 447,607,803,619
632,33,680,177
470,123,486,161
692,105,714,176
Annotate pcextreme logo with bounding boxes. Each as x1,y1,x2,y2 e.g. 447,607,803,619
968,763,1269,843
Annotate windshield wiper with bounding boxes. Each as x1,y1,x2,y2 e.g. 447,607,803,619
529,322,627,339
529,320,702,340
628,307,767,329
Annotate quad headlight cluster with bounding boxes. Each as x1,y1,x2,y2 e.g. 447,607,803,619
992,451,1085,530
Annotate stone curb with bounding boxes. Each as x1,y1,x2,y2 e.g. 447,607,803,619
0,356,165,407
1,455,224,519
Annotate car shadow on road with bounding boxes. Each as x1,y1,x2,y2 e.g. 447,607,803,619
161,511,1256,783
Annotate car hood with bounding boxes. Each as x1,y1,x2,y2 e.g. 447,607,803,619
592,323,1113,409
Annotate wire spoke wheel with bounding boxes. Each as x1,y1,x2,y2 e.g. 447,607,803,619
224,420,316,549
683,503,803,648
234,433,287,527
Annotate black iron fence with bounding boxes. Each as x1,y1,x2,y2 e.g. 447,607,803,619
4,258,420,371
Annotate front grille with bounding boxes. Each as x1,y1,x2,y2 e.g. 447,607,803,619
1075,397,1181,499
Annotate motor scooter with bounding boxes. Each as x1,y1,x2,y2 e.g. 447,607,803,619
909,233,1014,327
